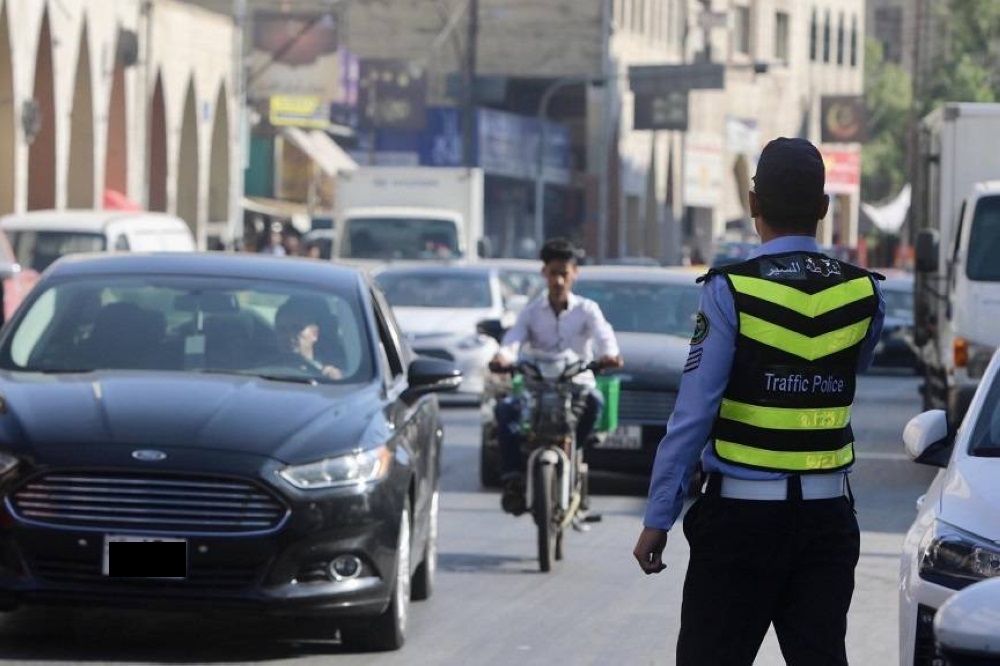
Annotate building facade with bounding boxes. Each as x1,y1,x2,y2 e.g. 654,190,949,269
0,0,240,249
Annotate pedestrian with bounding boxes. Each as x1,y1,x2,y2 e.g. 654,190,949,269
632,137,886,666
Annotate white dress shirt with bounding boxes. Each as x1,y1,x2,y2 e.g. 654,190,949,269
497,292,620,386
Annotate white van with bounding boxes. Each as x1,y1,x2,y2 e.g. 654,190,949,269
0,210,196,273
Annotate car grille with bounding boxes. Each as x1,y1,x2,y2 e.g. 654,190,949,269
618,389,677,423
9,472,289,535
30,555,260,590
416,347,455,361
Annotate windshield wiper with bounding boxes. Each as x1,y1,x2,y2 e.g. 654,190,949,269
193,368,323,385
35,367,96,374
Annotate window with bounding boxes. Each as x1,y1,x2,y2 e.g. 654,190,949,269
734,5,751,56
823,10,831,63
966,195,1000,281
850,15,859,67
809,9,818,61
836,12,845,65
774,11,789,62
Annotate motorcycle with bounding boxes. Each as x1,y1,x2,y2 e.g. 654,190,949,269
500,349,605,572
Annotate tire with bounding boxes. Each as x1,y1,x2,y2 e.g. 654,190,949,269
410,490,438,601
533,461,556,573
555,530,564,561
341,497,411,652
479,434,501,488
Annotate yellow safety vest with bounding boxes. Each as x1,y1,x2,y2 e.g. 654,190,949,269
706,252,880,473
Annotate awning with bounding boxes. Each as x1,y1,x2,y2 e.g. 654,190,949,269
279,127,357,178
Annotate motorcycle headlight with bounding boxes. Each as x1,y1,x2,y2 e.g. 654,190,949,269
919,520,1000,590
279,445,393,490
0,451,17,476
456,334,489,350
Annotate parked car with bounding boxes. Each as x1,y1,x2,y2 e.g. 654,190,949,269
0,252,461,651
373,263,521,400
0,209,196,274
479,266,702,486
872,269,919,371
899,347,1000,665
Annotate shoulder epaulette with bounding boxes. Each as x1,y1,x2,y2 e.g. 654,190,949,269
869,270,886,281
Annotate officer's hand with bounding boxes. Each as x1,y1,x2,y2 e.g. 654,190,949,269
633,527,668,575
599,354,624,370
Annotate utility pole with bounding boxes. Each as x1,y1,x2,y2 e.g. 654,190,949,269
462,0,478,167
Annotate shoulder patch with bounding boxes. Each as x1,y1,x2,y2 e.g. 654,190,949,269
690,311,709,345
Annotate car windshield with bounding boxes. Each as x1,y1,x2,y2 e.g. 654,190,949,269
0,275,374,384
376,272,493,309
8,230,106,273
343,217,461,260
882,284,914,320
575,279,701,337
966,195,1000,281
969,366,1000,455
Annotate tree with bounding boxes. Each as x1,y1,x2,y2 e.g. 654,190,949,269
922,0,1000,113
862,38,911,204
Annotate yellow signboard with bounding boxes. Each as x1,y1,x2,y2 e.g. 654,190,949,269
269,95,328,129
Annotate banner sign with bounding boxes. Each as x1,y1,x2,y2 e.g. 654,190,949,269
820,96,866,143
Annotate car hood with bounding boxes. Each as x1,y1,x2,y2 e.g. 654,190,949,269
615,332,690,388
937,456,1000,542
0,372,390,465
394,307,501,337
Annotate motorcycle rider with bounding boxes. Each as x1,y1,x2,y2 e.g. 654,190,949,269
489,237,623,515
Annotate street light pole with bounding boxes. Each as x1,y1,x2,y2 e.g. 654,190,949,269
533,77,591,251
462,0,478,167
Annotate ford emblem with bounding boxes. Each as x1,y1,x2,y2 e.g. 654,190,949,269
132,449,167,462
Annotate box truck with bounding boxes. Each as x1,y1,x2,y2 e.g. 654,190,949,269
912,103,1000,423
333,167,489,266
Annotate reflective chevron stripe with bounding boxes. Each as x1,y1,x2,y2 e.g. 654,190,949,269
729,275,874,317
715,439,855,471
738,314,872,361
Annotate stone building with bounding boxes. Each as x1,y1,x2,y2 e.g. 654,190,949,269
0,0,240,249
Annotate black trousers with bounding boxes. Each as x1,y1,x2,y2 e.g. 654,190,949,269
676,486,860,666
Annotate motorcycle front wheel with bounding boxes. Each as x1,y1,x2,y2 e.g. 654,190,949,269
533,460,557,572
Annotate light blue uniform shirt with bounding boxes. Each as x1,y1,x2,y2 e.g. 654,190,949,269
642,236,886,530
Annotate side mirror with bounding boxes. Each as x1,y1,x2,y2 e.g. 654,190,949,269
934,578,1000,660
403,357,462,401
915,229,940,274
902,409,953,467
476,318,505,343
0,261,20,280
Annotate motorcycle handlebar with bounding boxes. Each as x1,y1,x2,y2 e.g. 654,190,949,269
489,359,609,377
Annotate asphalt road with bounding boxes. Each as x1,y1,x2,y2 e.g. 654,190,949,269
0,368,936,665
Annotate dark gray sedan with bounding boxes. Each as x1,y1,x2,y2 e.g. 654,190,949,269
0,252,460,651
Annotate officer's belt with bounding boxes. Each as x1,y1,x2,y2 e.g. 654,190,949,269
704,472,847,501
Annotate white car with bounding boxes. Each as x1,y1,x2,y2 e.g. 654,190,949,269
899,348,1000,665
373,263,522,399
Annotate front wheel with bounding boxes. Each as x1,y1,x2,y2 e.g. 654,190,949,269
533,461,557,573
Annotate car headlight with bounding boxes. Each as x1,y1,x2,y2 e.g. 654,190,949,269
279,445,393,490
0,451,16,476
919,520,1000,590
456,334,490,350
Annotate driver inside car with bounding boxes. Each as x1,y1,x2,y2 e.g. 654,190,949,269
274,296,343,380
489,237,623,516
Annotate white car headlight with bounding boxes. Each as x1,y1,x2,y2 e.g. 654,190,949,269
919,520,1000,589
279,445,393,490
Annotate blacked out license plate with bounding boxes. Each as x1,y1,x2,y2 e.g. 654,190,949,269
102,535,187,578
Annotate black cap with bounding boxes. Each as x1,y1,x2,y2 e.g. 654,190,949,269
752,137,825,214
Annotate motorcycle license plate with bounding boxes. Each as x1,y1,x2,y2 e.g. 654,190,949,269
599,425,642,450
102,535,187,578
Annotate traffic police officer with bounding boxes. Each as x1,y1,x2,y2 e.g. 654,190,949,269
633,137,885,666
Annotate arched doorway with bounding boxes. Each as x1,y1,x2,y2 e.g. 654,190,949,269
27,6,56,210
104,30,128,199
67,20,94,208
207,84,230,223
147,72,167,211
175,78,199,238
0,1,15,214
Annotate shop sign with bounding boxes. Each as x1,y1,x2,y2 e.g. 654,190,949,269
821,147,861,194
